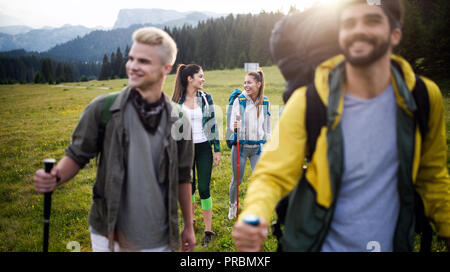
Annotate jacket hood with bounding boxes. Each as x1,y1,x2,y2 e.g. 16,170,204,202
313,54,417,107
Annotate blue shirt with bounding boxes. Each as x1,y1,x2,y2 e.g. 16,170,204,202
321,85,400,252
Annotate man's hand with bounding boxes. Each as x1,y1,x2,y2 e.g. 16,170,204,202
33,156,80,194
178,182,195,251
232,217,268,252
181,226,196,252
33,167,59,194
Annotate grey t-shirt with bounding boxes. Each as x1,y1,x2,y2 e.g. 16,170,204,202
114,102,169,250
321,85,400,252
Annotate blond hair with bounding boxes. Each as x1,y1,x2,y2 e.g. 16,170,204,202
132,27,178,65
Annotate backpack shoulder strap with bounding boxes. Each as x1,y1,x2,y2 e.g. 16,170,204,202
411,75,433,252
100,92,120,126
391,61,430,141
238,94,247,116
229,89,242,104
305,84,327,160
98,92,120,152
411,75,429,142
263,96,271,116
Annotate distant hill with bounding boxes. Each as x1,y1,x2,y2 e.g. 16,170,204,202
36,9,227,62
0,9,225,54
0,25,97,52
42,25,141,62
113,9,224,29
0,25,34,35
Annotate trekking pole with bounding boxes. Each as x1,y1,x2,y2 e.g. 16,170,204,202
42,158,56,252
235,114,241,221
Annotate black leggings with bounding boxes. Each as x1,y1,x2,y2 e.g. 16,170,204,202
192,142,213,209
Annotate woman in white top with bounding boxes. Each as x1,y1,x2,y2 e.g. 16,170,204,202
228,69,271,219
172,64,221,247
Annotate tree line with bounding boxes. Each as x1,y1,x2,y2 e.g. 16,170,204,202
96,11,284,81
98,46,130,80
0,54,101,84
168,12,284,71
394,0,449,79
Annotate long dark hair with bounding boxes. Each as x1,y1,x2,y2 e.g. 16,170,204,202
172,64,202,103
247,69,265,118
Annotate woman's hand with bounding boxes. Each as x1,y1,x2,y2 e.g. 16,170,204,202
213,152,221,167
233,120,241,130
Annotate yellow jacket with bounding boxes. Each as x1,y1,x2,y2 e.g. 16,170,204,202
240,54,450,243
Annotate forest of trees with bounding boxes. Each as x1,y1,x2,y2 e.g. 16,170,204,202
98,46,129,80
1,0,449,84
167,12,284,71
0,54,100,84
97,12,283,80
394,0,449,78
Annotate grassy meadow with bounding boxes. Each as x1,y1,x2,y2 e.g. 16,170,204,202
0,66,448,252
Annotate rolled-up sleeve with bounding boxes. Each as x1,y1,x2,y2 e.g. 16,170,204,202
65,96,104,169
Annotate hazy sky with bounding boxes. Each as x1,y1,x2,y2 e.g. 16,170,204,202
0,0,334,28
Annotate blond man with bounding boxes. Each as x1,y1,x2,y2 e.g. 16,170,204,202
33,27,196,252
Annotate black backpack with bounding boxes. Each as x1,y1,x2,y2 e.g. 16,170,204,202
269,5,341,104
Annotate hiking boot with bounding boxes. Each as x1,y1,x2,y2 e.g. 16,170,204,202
228,203,237,220
203,231,214,247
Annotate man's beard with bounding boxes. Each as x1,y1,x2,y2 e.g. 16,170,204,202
341,33,391,67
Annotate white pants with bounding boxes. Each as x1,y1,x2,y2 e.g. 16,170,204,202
90,231,171,252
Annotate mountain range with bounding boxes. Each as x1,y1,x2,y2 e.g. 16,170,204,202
0,9,225,53
0,25,34,35
113,9,223,29
0,25,97,52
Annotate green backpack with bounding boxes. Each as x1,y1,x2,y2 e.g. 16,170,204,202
97,92,120,152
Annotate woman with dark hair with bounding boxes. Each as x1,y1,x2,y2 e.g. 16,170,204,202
172,64,220,247
228,69,271,220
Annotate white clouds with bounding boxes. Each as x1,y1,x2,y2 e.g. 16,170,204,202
0,0,323,28
0,0,120,28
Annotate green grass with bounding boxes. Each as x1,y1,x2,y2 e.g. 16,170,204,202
0,66,448,252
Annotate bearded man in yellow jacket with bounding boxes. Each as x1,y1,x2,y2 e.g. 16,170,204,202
233,0,450,252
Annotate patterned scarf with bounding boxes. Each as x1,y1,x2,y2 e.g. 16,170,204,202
129,89,165,134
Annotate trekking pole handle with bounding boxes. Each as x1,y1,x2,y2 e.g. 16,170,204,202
44,158,56,174
234,114,241,133
43,158,56,183
43,158,56,219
